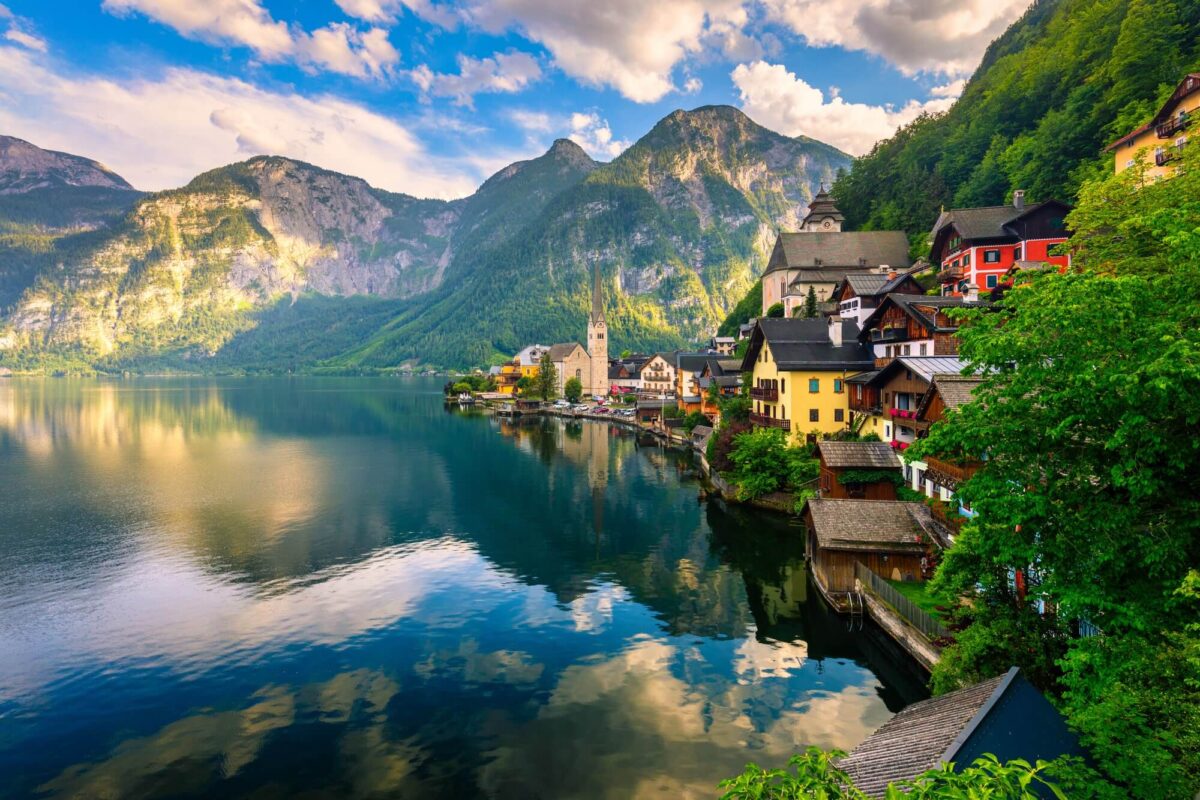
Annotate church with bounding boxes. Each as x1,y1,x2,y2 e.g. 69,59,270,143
760,188,912,317
548,264,608,397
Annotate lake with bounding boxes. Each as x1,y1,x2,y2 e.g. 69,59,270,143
0,377,927,799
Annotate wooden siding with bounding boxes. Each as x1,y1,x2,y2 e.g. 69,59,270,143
818,464,898,500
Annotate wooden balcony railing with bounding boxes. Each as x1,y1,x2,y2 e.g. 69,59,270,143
749,412,791,431
871,327,907,343
1156,113,1190,138
1155,148,1180,167
924,455,979,489
750,386,778,401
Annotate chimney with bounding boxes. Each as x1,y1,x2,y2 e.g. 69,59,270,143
1013,189,1025,210
888,270,897,281
966,285,980,302
828,315,843,347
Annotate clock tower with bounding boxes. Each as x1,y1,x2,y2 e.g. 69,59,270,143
586,263,608,397
800,186,844,232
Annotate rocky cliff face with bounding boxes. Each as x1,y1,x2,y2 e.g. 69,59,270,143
0,108,849,369
0,135,134,194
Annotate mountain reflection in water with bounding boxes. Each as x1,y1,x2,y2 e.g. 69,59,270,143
0,378,928,799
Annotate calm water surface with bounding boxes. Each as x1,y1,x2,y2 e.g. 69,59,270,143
0,377,926,799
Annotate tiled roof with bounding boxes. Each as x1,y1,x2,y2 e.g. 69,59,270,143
858,295,986,341
806,499,930,552
817,441,902,469
931,373,983,410
677,352,716,372
766,231,912,275
748,318,875,372
840,671,1012,797
547,342,584,361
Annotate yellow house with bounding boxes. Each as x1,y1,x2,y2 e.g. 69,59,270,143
495,344,549,394
1106,73,1199,181
740,317,875,444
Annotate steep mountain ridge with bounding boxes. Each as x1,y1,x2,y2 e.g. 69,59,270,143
0,106,849,370
0,135,134,194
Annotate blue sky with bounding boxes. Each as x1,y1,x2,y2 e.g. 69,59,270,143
0,0,1032,198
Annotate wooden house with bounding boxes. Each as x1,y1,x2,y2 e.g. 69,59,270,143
816,441,903,500
830,271,925,327
857,295,984,367
866,355,968,448
840,666,1084,798
803,499,933,606
904,373,986,519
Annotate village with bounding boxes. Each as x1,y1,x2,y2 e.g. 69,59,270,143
441,72,1200,790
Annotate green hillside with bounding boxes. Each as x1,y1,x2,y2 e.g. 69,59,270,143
832,0,1200,242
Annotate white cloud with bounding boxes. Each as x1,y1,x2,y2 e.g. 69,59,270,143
465,0,747,103
334,0,459,27
411,51,542,106
930,78,966,99
683,76,703,94
506,108,629,160
731,60,954,155
760,0,1030,77
568,112,630,159
0,44,484,198
102,0,400,79
3,27,44,51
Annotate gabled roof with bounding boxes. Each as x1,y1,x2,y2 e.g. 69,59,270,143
676,352,715,373
816,441,902,469
764,231,912,275
741,318,875,373
840,671,1012,796
1106,73,1200,150
831,270,924,303
857,295,986,342
515,344,550,366
929,200,1072,259
805,499,930,552
868,356,970,388
547,342,585,361
917,373,984,420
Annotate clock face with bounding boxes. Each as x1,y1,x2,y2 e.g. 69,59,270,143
822,219,833,229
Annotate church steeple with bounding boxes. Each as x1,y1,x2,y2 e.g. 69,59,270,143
590,261,606,324
586,263,608,396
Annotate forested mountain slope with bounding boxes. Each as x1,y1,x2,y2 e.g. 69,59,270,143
833,0,1200,242
0,106,848,371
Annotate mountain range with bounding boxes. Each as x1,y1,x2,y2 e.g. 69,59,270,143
0,106,849,372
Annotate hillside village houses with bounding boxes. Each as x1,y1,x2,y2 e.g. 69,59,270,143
1107,72,1199,181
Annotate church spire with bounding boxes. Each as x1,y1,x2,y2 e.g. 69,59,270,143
590,262,605,324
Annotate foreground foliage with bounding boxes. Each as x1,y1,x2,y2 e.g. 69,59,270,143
909,145,1200,798
719,748,1078,799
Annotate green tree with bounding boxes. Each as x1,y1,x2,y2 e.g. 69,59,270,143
515,375,534,395
533,351,558,400
910,143,1200,798
766,302,784,318
564,376,583,403
803,285,818,318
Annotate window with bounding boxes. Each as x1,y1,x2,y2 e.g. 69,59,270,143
808,378,819,393
575,369,581,380
962,252,970,265
885,424,891,438
986,274,998,288
833,378,843,393
781,379,786,393
984,249,1000,263
834,408,844,423
902,345,910,355
919,343,927,356
1014,245,1022,260
809,409,819,422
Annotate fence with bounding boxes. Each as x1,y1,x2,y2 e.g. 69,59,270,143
855,562,950,642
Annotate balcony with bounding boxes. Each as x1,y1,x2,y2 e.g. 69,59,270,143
871,327,907,343
750,386,779,401
749,412,791,431
1155,149,1178,167
923,455,979,490
1156,113,1190,138
938,267,965,283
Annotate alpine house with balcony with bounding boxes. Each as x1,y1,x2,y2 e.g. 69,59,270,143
1107,73,1199,181
928,194,1071,296
741,316,875,443
857,294,985,366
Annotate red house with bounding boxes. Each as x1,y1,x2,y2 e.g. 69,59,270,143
929,193,1071,297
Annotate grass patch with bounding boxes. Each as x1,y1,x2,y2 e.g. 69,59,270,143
886,579,946,621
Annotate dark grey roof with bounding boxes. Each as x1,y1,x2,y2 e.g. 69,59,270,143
803,188,844,224
743,318,875,372
845,370,879,384
547,342,585,361
817,441,902,469
676,352,714,372
840,671,1012,797
766,231,912,275
929,200,1071,245
837,270,922,299
806,499,930,552
788,268,880,287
